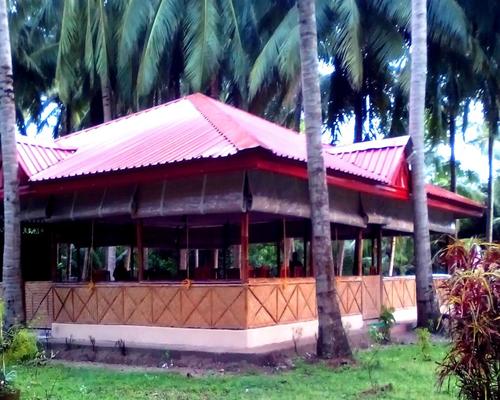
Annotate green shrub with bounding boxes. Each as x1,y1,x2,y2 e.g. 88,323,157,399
5,329,38,364
0,301,40,395
369,306,396,344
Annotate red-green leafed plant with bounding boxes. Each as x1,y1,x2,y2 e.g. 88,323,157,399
437,240,500,400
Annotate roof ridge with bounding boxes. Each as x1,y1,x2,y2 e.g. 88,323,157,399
16,136,77,151
187,93,259,150
327,135,410,154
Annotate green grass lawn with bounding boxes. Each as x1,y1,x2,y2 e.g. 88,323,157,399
17,344,455,400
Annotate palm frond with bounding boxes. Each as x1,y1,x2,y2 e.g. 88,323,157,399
248,6,296,100
368,0,410,28
221,0,250,96
330,0,363,90
366,21,405,72
428,0,469,51
183,0,222,92
95,0,111,84
56,0,81,104
84,0,96,84
137,0,183,97
117,0,154,103
277,24,300,85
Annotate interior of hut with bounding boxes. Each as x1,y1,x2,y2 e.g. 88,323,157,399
40,211,401,284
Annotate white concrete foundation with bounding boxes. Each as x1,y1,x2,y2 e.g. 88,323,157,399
393,307,417,323
51,315,365,353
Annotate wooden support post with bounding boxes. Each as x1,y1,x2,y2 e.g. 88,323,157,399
354,229,363,276
308,240,314,277
376,228,382,275
303,235,307,276
371,238,376,273
240,213,249,282
136,221,144,281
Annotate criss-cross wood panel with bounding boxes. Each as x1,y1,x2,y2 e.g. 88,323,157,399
383,277,418,310
53,283,247,329
336,278,362,315
25,281,53,329
247,278,317,328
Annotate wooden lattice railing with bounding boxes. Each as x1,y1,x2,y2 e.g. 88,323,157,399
19,275,448,330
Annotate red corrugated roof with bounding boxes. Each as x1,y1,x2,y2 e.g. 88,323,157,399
325,136,410,185
30,94,382,183
16,136,75,177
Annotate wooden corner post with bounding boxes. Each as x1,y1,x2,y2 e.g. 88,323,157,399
354,228,363,276
376,227,382,275
240,212,249,282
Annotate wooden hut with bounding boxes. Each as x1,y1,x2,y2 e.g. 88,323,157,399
8,94,483,352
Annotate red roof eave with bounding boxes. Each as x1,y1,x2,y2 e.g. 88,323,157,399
17,149,408,201
9,150,484,220
426,184,485,218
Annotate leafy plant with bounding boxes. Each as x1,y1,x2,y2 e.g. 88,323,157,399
364,344,381,388
115,340,127,356
416,328,432,361
368,325,385,344
437,240,499,400
379,306,396,343
89,336,96,353
368,306,395,345
0,301,39,396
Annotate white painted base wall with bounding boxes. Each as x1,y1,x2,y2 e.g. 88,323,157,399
51,310,415,353
52,321,319,353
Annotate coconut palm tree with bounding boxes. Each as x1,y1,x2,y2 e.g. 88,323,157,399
0,0,24,327
56,0,116,128
454,0,499,242
409,0,440,327
8,0,59,134
297,0,352,359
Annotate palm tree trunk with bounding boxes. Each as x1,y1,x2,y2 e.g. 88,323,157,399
293,90,302,132
100,74,116,274
485,99,497,242
409,0,440,327
449,112,456,193
100,75,112,122
297,0,352,359
0,0,25,327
